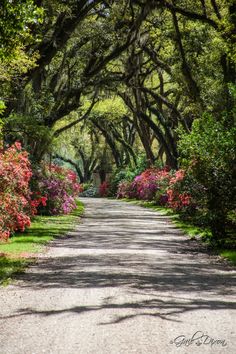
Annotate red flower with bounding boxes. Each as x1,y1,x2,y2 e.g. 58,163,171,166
0,142,34,240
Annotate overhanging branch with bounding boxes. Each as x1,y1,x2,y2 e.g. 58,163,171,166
53,97,98,137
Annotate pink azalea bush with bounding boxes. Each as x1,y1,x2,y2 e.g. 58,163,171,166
35,164,82,215
135,168,171,201
117,167,171,201
117,180,138,199
117,167,194,212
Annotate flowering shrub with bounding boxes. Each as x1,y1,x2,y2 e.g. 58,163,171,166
99,181,110,197
35,164,81,215
117,180,137,199
117,167,171,201
116,166,196,213
0,142,45,241
134,172,157,200
166,170,192,211
30,193,47,209
136,168,171,200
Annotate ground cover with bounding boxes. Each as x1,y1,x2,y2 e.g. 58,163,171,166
0,200,84,285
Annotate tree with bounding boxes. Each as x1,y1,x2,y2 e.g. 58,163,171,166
3,0,153,162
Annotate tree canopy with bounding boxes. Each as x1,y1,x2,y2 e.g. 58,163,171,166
1,1,235,165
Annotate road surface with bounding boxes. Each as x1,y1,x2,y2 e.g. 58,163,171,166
0,198,235,353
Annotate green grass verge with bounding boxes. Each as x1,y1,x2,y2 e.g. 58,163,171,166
0,200,84,285
118,198,236,266
220,250,236,266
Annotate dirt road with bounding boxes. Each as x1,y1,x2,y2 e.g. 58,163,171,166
0,198,235,353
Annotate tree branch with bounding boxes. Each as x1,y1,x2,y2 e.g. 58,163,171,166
53,97,97,137
163,1,218,29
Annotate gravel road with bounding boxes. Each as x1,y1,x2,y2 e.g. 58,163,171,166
0,198,235,354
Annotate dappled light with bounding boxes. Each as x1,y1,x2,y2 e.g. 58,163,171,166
0,0,236,352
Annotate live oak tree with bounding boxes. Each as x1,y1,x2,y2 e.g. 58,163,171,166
4,0,154,161
4,1,235,151
1,0,236,240
53,97,139,181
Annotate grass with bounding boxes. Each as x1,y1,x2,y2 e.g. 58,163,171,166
119,198,236,266
0,200,84,285
220,250,236,266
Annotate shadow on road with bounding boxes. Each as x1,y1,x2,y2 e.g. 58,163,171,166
4,198,235,325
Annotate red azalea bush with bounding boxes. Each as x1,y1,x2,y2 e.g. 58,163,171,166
0,142,45,241
34,164,82,215
0,143,82,241
99,181,110,197
167,170,192,211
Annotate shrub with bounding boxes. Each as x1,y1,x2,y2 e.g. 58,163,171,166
34,164,81,215
79,186,98,197
108,170,129,196
117,167,172,201
0,142,40,240
167,170,193,211
80,183,91,192
178,113,236,241
109,155,149,196
99,181,110,197
135,168,171,201
117,180,137,199
116,166,198,213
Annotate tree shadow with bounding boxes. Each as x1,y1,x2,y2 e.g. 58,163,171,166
4,198,235,325
1,295,235,325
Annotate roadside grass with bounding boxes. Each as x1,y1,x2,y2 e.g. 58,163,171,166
219,250,236,265
118,198,236,266
0,200,84,285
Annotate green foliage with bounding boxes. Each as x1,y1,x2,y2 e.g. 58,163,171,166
178,113,236,242
108,154,148,195
108,170,129,196
93,97,127,120
220,250,236,266
0,0,43,59
0,101,6,115
0,100,6,141
0,48,39,82
4,114,53,162
131,154,149,176
81,183,93,192
122,154,149,182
